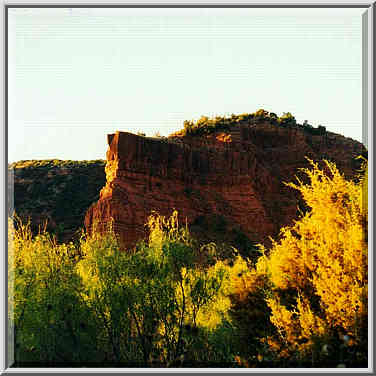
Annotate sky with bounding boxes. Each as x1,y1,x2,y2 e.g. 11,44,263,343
8,7,366,163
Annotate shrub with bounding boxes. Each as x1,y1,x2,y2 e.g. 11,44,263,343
277,112,297,127
76,211,245,366
169,110,323,138
10,211,247,366
9,217,99,365
254,159,368,366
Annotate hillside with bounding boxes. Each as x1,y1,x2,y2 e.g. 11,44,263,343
8,159,106,242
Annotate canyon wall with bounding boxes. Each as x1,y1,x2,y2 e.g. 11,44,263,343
85,122,366,252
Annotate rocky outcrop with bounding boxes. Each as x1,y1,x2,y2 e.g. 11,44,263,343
9,160,106,242
85,121,366,253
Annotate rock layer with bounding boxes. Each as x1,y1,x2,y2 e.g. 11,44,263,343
85,122,366,251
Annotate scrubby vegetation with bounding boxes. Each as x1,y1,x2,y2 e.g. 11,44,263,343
169,109,326,137
8,160,106,242
230,158,368,367
9,212,247,367
8,159,367,368
9,159,105,170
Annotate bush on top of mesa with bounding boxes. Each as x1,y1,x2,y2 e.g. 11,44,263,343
169,109,326,137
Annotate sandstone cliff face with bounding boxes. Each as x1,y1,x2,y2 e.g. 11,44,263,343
85,122,366,252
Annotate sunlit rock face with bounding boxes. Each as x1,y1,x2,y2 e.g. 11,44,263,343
85,121,366,251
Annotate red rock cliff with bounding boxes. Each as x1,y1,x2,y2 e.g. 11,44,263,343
85,121,366,250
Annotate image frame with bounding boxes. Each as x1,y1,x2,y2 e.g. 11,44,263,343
1,1,374,374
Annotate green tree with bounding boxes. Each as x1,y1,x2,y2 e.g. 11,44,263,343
9,217,98,365
76,211,234,366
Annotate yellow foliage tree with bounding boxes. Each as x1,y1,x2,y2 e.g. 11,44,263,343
255,159,368,364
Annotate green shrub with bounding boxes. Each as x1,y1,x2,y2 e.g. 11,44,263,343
9,159,105,170
9,211,245,366
9,217,99,365
170,110,325,138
